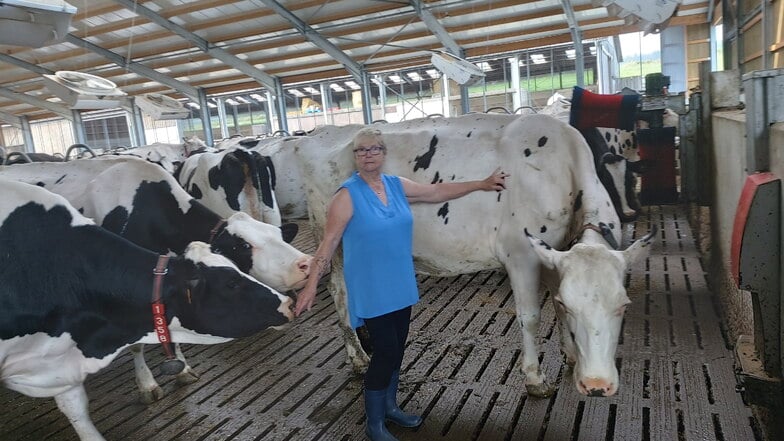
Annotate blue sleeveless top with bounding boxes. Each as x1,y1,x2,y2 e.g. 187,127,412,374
340,172,419,328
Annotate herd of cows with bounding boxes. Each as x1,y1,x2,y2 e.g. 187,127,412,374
0,100,666,440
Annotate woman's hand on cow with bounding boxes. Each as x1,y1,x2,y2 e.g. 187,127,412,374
482,167,508,191
294,285,317,317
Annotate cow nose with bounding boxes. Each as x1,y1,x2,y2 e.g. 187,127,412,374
297,255,313,276
579,378,616,397
279,296,294,321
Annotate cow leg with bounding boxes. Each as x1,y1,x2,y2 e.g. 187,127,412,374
54,385,105,441
129,344,164,404
173,344,200,385
328,259,370,373
505,261,555,398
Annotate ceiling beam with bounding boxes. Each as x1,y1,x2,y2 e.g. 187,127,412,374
560,0,585,87
411,0,461,56
64,34,200,100
0,87,72,120
109,0,280,92
0,53,53,76
0,110,22,128
257,0,364,81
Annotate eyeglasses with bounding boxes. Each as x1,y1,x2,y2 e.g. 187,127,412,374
353,145,385,157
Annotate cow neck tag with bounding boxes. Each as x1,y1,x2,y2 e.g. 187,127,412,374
151,255,186,376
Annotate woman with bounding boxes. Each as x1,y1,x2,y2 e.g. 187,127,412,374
294,127,507,441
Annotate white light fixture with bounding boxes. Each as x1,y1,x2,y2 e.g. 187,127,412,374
477,61,493,72
344,81,361,90
566,49,576,59
388,75,404,84
303,86,320,94
0,0,76,47
43,71,127,109
249,93,266,101
530,54,547,65
407,72,422,81
426,69,440,79
207,101,218,109
430,51,485,86
234,96,250,104
288,89,305,97
329,83,345,92
136,93,190,120
225,98,239,106
186,102,200,109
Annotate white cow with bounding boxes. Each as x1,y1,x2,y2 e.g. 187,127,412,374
295,114,655,397
110,136,211,174
177,146,283,226
247,125,366,220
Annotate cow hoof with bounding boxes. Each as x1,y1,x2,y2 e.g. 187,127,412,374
526,382,555,398
140,386,165,404
175,368,200,385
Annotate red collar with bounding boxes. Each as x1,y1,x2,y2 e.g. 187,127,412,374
151,255,185,375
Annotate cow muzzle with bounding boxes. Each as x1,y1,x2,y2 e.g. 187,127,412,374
577,377,617,397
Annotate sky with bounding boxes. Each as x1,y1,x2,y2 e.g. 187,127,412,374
618,31,661,56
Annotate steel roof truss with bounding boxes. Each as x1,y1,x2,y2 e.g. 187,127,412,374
110,0,279,92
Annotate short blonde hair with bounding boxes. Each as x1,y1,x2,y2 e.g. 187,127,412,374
353,128,385,150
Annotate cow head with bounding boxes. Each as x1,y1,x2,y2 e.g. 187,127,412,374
214,212,312,292
168,242,293,339
527,228,656,396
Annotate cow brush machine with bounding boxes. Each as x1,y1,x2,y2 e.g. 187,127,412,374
568,81,681,206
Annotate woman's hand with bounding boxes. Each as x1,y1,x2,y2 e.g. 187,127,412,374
294,284,318,317
482,167,509,191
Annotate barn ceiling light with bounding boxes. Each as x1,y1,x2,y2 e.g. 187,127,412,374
426,69,440,79
329,83,345,92
225,98,239,106
566,49,576,59
407,72,422,81
186,102,200,109
388,75,404,84
234,96,250,104
288,89,305,97
477,62,493,72
344,81,361,90
0,0,76,47
303,87,320,95
531,54,547,65
249,93,266,102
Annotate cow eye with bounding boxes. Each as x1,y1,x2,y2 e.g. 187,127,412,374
212,247,222,255
242,242,251,250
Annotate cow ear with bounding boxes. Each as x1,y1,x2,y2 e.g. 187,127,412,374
280,223,299,243
622,225,657,264
525,229,562,270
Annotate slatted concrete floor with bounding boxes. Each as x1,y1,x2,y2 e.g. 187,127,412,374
0,205,765,440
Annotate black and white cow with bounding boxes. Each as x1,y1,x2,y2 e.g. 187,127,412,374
0,178,293,441
296,114,656,397
0,157,312,401
177,146,283,226
111,136,211,174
